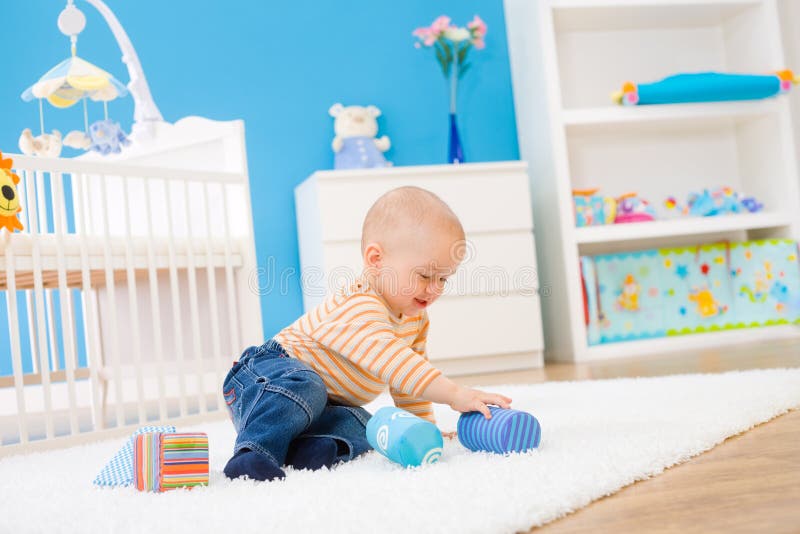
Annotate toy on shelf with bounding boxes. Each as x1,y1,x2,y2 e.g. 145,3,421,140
0,151,24,233
329,103,391,170
663,196,687,219
573,189,657,227
665,187,764,218
457,406,542,454
20,2,130,157
615,193,656,223
572,188,616,227
366,407,443,467
613,71,799,106
687,187,742,216
740,197,764,213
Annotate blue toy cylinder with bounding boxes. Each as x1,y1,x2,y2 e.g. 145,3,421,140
457,406,542,454
366,407,444,467
637,72,783,105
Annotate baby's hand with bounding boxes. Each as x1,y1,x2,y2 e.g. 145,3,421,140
450,386,512,419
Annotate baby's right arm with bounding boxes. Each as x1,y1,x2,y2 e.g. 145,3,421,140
421,374,512,419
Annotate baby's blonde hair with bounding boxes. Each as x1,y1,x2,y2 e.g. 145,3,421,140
361,186,464,253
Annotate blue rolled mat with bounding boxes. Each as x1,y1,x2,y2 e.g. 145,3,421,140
457,406,542,454
616,71,799,106
366,407,444,467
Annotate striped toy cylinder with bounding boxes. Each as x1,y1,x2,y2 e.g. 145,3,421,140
457,407,541,454
366,407,443,467
133,432,209,492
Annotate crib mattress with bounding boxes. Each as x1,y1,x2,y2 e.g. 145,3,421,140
0,234,244,291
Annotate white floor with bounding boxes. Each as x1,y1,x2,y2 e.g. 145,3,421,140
2,368,799,534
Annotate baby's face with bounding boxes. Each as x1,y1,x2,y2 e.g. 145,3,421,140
374,231,465,318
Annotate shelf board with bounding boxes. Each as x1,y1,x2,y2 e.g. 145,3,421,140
562,100,778,133
551,0,760,32
574,212,792,244
584,324,800,361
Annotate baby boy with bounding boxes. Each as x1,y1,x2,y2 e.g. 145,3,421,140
222,186,512,480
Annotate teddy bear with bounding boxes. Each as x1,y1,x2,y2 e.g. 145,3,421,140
18,128,63,158
88,119,131,155
329,103,391,169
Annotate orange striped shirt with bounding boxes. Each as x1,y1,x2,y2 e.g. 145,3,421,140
274,278,440,423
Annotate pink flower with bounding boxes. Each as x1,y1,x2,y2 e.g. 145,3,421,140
468,15,487,39
412,26,437,47
413,16,451,47
472,37,485,50
431,15,451,34
412,27,428,38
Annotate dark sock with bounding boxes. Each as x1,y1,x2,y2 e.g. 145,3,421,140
286,437,339,471
224,448,285,481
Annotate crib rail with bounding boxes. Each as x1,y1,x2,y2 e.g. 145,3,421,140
1,151,262,456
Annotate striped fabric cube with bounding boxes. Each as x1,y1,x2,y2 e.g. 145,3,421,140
93,425,176,487
457,407,542,454
133,432,209,492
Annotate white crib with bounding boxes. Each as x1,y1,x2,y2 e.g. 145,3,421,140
0,116,263,455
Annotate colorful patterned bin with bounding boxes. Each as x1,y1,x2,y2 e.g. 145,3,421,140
660,244,737,335
730,240,800,327
581,239,800,345
133,432,209,492
582,250,666,345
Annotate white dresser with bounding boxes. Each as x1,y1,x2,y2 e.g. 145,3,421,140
294,161,544,375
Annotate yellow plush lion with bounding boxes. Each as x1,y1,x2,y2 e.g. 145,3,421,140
0,151,24,232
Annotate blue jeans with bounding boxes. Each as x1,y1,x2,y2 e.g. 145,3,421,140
222,339,373,466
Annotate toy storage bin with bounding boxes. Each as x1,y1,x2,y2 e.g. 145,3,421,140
582,250,665,345
660,244,737,336
581,239,800,346
729,239,800,327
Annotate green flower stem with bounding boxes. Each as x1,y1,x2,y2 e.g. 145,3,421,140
450,59,458,114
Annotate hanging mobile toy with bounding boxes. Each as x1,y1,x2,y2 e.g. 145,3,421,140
0,151,24,233
19,0,130,157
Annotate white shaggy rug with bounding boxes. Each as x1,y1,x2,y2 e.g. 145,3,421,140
2,368,799,534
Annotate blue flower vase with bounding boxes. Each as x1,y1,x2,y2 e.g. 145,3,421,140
448,112,465,164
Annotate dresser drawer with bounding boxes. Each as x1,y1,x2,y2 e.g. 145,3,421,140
312,163,532,241
426,293,543,360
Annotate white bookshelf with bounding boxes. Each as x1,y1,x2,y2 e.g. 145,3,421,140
504,0,800,361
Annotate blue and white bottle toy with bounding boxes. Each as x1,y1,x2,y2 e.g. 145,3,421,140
366,407,444,467
457,406,542,454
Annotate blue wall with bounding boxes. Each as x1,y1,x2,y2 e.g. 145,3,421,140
0,0,519,369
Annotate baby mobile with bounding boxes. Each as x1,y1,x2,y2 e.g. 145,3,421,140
19,0,131,157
